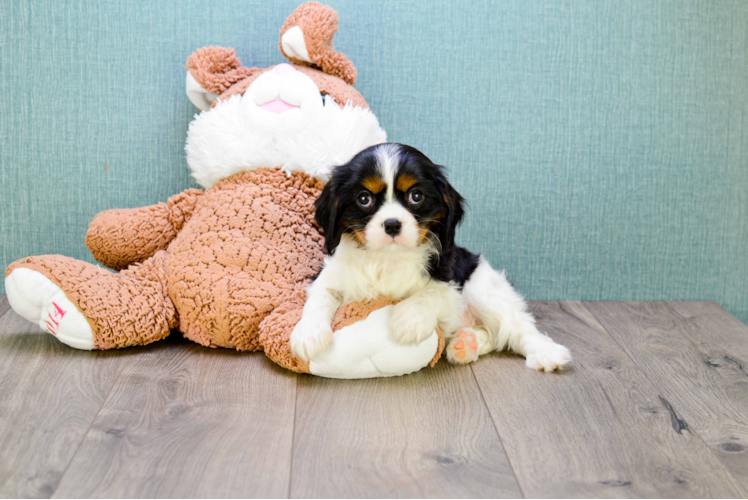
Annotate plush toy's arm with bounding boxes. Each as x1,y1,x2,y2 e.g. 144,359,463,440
185,47,261,111
259,293,445,379
85,189,203,271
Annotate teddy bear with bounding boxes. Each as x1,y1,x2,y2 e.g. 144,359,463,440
4,2,443,379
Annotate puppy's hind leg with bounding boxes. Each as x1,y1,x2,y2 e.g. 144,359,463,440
461,257,571,372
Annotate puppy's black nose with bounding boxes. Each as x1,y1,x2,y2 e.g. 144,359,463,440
383,219,402,236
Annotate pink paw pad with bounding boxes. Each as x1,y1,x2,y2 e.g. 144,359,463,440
447,329,479,364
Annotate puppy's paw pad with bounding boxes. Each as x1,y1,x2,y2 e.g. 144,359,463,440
525,342,572,372
446,329,479,364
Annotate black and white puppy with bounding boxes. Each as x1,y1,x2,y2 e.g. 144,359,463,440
290,143,571,371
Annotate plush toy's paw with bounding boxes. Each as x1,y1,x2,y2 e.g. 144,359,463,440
389,299,438,345
290,316,334,361
446,329,480,364
5,268,94,350
524,338,572,372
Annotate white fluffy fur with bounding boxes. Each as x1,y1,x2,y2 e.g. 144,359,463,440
290,234,463,361
291,145,572,370
459,258,572,370
185,67,387,187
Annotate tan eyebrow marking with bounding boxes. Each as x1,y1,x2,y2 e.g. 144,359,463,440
362,176,386,194
396,174,417,192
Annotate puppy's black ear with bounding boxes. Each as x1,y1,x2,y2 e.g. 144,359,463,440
314,181,343,255
435,168,465,250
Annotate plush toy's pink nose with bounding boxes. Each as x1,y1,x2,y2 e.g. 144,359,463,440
274,63,296,76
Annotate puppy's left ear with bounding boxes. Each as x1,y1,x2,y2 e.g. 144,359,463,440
436,170,465,249
314,182,343,255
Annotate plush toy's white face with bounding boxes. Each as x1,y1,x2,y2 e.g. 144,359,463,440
185,63,386,189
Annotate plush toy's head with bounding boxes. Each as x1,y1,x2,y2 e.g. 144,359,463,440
184,2,386,188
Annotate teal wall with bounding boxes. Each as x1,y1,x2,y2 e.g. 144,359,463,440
2,1,747,323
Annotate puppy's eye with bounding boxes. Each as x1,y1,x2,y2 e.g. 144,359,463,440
408,189,424,205
357,191,373,208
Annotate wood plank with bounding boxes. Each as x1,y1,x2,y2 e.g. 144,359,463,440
290,362,521,498
0,294,10,320
472,301,746,498
53,342,297,498
0,310,126,498
585,301,748,491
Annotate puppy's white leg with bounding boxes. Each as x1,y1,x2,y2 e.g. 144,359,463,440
290,272,342,361
462,258,571,372
390,281,462,345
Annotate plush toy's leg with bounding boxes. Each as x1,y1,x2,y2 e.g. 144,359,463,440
5,251,176,350
257,287,310,373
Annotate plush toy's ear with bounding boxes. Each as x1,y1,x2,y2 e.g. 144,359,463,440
185,47,260,111
314,181,343,255
279,2,357,85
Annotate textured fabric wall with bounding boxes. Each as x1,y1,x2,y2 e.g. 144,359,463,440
1,1,747,323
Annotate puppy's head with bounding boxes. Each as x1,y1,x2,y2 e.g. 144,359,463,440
315,143,465,255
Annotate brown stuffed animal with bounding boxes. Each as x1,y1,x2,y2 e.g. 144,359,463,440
5,2,443,379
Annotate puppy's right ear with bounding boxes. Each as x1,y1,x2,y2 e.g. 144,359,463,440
314,182,343,255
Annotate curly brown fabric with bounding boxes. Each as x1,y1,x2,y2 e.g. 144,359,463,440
6,252,176,349
430,328,445,367
166,169,325,351
279,2,357,84
86,189,203,271
186,47,260,95
330,297,400,330
8,168,325,353
258,286,310,373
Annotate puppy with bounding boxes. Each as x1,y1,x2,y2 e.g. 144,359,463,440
290,143,571,371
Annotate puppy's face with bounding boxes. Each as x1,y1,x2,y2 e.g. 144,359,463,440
315,143,464,254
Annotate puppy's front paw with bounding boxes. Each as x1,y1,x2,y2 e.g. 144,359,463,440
389,301,437,345
290,317,334,361
525,340,572,372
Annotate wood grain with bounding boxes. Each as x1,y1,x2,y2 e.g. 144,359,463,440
472,301,746,498
290,361,522,498
0,294,10,320
0,310,125,498
585,301,748,490
53,341,298,499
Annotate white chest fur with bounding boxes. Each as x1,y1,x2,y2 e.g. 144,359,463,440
324,236,434,302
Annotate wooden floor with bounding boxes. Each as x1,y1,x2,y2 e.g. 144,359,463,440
1,296,747,498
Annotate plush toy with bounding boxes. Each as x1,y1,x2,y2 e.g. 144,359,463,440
4,2,443,379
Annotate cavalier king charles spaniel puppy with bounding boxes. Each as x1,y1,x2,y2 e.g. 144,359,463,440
290,143,571,371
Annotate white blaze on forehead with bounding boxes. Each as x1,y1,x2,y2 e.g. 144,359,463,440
375,143,401,202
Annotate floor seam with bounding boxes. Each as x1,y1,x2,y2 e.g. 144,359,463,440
581,300,748,496
287,374,299,499
49,356,129,499
0,296,11,322
469,363,527,499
